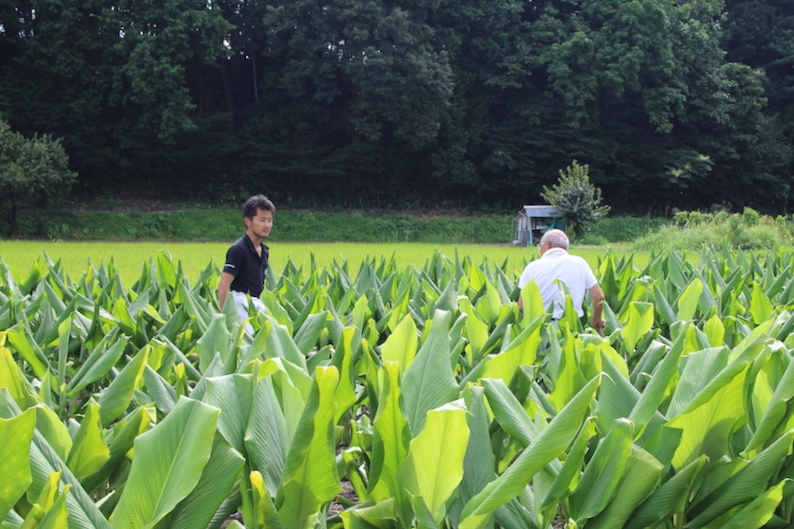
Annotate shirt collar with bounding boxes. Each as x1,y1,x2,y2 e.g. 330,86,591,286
543,247,568,258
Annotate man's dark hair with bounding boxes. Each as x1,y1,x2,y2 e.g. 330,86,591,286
243,195,276,219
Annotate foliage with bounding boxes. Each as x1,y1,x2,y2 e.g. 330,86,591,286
541,160,610,236
4,247,794,527
633,207,793,251
0,0,789,212
0,120,77,236
588,216,667,242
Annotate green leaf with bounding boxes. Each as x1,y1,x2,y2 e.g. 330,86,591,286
66,331,127,396
368,362,409,503
156,436,245,529
381,315,418,371
66,403,110,481
0,409,35,519
397,400,470,525
278,366,341,529
402,310,459,436
481,379,540,447
620,302,655,353
339,498,398,528
703,479,787,529
245,374,289,498
585,444,663,529
685,430,794,528
333,326,360,424
197,314,232,373
111,397,220,529
98,347,149,427
460,375,602,522
676,279,703,322
448,387,498,527
0,346,40,410
568,418,634,525
0,391,112,529
667,361,747,470
744,354,794,456
749,283,774,325
520,281,546,327
624,455,707,529
204,374,254,456
36,483,70,529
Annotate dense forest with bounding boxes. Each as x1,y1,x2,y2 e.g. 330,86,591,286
0,0,792,214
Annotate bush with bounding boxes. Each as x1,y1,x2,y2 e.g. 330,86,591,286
0,120,77,235
588,216,666,242
631,208,792,252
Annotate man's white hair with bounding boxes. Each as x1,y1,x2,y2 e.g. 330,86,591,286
541,229,569,250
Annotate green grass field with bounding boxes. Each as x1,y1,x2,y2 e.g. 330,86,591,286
0,241,627,284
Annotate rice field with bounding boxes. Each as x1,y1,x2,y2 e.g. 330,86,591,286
0,240,627,283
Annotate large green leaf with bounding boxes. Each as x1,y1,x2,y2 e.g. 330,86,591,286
620,302,655,354
339,499,398,529
749,283,775,325
624,455,707,529
156,436,245,529
81,406,153,494
245,374,289,498
381,315,418,371
585,444,663,529
98,347,149,427
66,403,110,482
703,479,788,529
676,279,703,322
204,374,254,455
332,326,360,424
397,400,470,525
197,314,232,373
0,346,40,410
568,418,634,525
401,310,459,436
0,409,35,519
111,397,220,529
278,366,341,529
448,387,499,527
685,430,794,528
481,379,541,447
667,361,747,470
520,281,546,327
459,375,602,524
743,353,794,456
368,362,409,503
0,390,112,529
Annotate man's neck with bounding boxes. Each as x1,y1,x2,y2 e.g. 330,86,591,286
246,231,262,247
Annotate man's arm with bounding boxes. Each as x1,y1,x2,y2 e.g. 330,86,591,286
589,283,606,333
218,272,235,310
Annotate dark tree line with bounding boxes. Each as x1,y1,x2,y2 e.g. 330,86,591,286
0,0,791,214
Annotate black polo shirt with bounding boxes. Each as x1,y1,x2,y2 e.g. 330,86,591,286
223,235,269,297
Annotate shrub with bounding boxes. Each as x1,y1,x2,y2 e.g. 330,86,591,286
632,208,792,252
0,120,77,235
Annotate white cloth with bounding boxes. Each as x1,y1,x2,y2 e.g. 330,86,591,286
232,291,266,334
518,248,598,319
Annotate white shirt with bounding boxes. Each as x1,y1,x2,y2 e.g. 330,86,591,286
518,248,598,319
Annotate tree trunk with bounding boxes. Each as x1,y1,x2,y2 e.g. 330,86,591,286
220,58,235,130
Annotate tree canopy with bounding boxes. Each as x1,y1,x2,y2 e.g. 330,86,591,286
0,0,790,214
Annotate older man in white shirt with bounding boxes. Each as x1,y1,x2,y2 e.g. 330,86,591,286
517,229,605,332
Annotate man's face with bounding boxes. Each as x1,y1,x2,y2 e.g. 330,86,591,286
245,208,274,239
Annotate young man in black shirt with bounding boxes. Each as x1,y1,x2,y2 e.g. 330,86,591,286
218,195,275,330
